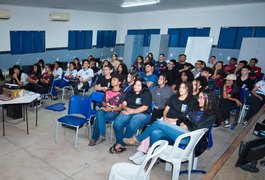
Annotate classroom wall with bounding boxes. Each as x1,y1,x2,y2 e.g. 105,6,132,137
0,3,265,70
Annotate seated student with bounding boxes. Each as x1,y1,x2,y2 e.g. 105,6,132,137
149,74,174,125
160,59,180,93
110,54,120,71
110,79,152,154
155,53,167,72
224,57,237,75
200,67,215,90
97,60,113,76
73,57,82,71
131,55,145,73
243,79,265,126
142,62,158,90
123,72,138,95
117,63,128,84
11,65,28,87
73,60,93,95
0,69,5,94
146,52,156,64
88,74,124,146
33,64,54,94
211,61,226,89
207,56,216,68
38,59,45,74
220,74,242,128
191,60,205,78
248,58,262,80
236,65,253,90
95,65,113,93
192,76,208,96
233,60,248,76
52,61,63,81
176,54,195,73
51,62,77,100
25,63,42,91
89,58,100,76
124,87,216,164
172,70,194,94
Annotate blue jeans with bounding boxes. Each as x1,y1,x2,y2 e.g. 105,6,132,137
136,121,189,146
51,79,69,96
114,112,151,146
92,109,117,140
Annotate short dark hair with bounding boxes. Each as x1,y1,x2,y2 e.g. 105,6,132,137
169,59,177,66
112,73,124,83
210,56,216,59
241,65,251,70
230,57,237,62
159,53,165,57
250,58,258,64
13,65,21,70
178,54,186,58
104,64,113,70
239,60,248,65
144,62,154,67
201,67,214,76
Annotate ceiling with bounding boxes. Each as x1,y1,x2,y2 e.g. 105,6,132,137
0,0,264,13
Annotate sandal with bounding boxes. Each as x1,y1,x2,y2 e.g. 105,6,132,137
96,137,106,144
109,144,117,154
116,147,127,153
109,144,127,154
88,139,96,146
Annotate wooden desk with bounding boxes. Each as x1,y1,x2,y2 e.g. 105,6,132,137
0,91,40,136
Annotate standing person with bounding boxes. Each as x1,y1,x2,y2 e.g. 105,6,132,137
73,60,94,95
89,74,124,146
243,80,265,126
95,65,113,93
110,54,120,71
110,79,152,154
11,65,28,86
155,53,167,71
51,62,77,100
33,64,54,94
25,63,42,91
208,56,216,68
220,74,242,128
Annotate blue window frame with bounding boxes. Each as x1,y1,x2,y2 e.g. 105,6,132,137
217,27,237,49
68,30,93,50
127,29,160,47
10,31,45,55
254,27,265,37
96,30,117,48
235,27,255,49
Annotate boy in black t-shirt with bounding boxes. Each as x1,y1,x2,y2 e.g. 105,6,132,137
95,65,113,93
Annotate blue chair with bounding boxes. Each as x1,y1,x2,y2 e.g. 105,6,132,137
55,96,92,148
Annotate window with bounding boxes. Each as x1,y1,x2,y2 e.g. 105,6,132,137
218,26,265,49
127,29,160,46
10,31,45,55
68,30,92,50
96,30,117,48
168,27,210,47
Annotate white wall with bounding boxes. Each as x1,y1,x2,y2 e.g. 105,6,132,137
0,5,122,51
121,3,265,45
1,3,265,51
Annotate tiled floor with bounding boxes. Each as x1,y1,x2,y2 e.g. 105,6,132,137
0,98,264,180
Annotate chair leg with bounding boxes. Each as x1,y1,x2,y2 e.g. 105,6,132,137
62,88,65,101
172,163,181,180
110,122,114,144
74,127,79,149
187,155,195,180
55,122,59,143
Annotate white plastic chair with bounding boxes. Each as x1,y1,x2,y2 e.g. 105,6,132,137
108,140,169,180
159,128,208,180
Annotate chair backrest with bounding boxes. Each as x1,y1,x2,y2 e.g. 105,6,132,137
68,96,91,118
170,128,208,160
207,127,213,148
135,140,168,180
90,91,104,102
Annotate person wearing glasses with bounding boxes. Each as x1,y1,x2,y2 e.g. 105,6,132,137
123,89,217,161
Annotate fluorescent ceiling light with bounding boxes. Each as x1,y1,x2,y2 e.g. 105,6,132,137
121,0,160,8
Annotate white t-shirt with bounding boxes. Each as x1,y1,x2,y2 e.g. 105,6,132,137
63,69,77,82
21,72,28,86
53,67,63,80
77,68,94,86
255,80,265,96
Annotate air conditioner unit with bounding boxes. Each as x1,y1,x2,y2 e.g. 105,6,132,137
0,9,10,19
49,12,70,21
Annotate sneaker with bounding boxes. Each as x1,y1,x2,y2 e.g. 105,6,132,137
133,155,146,165
242,121,248,127
224,120,231,128
129,151,144,161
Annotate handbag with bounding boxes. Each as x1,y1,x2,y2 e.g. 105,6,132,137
253,122,265,137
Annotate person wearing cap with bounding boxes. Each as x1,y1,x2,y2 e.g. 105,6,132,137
220,74,242,128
